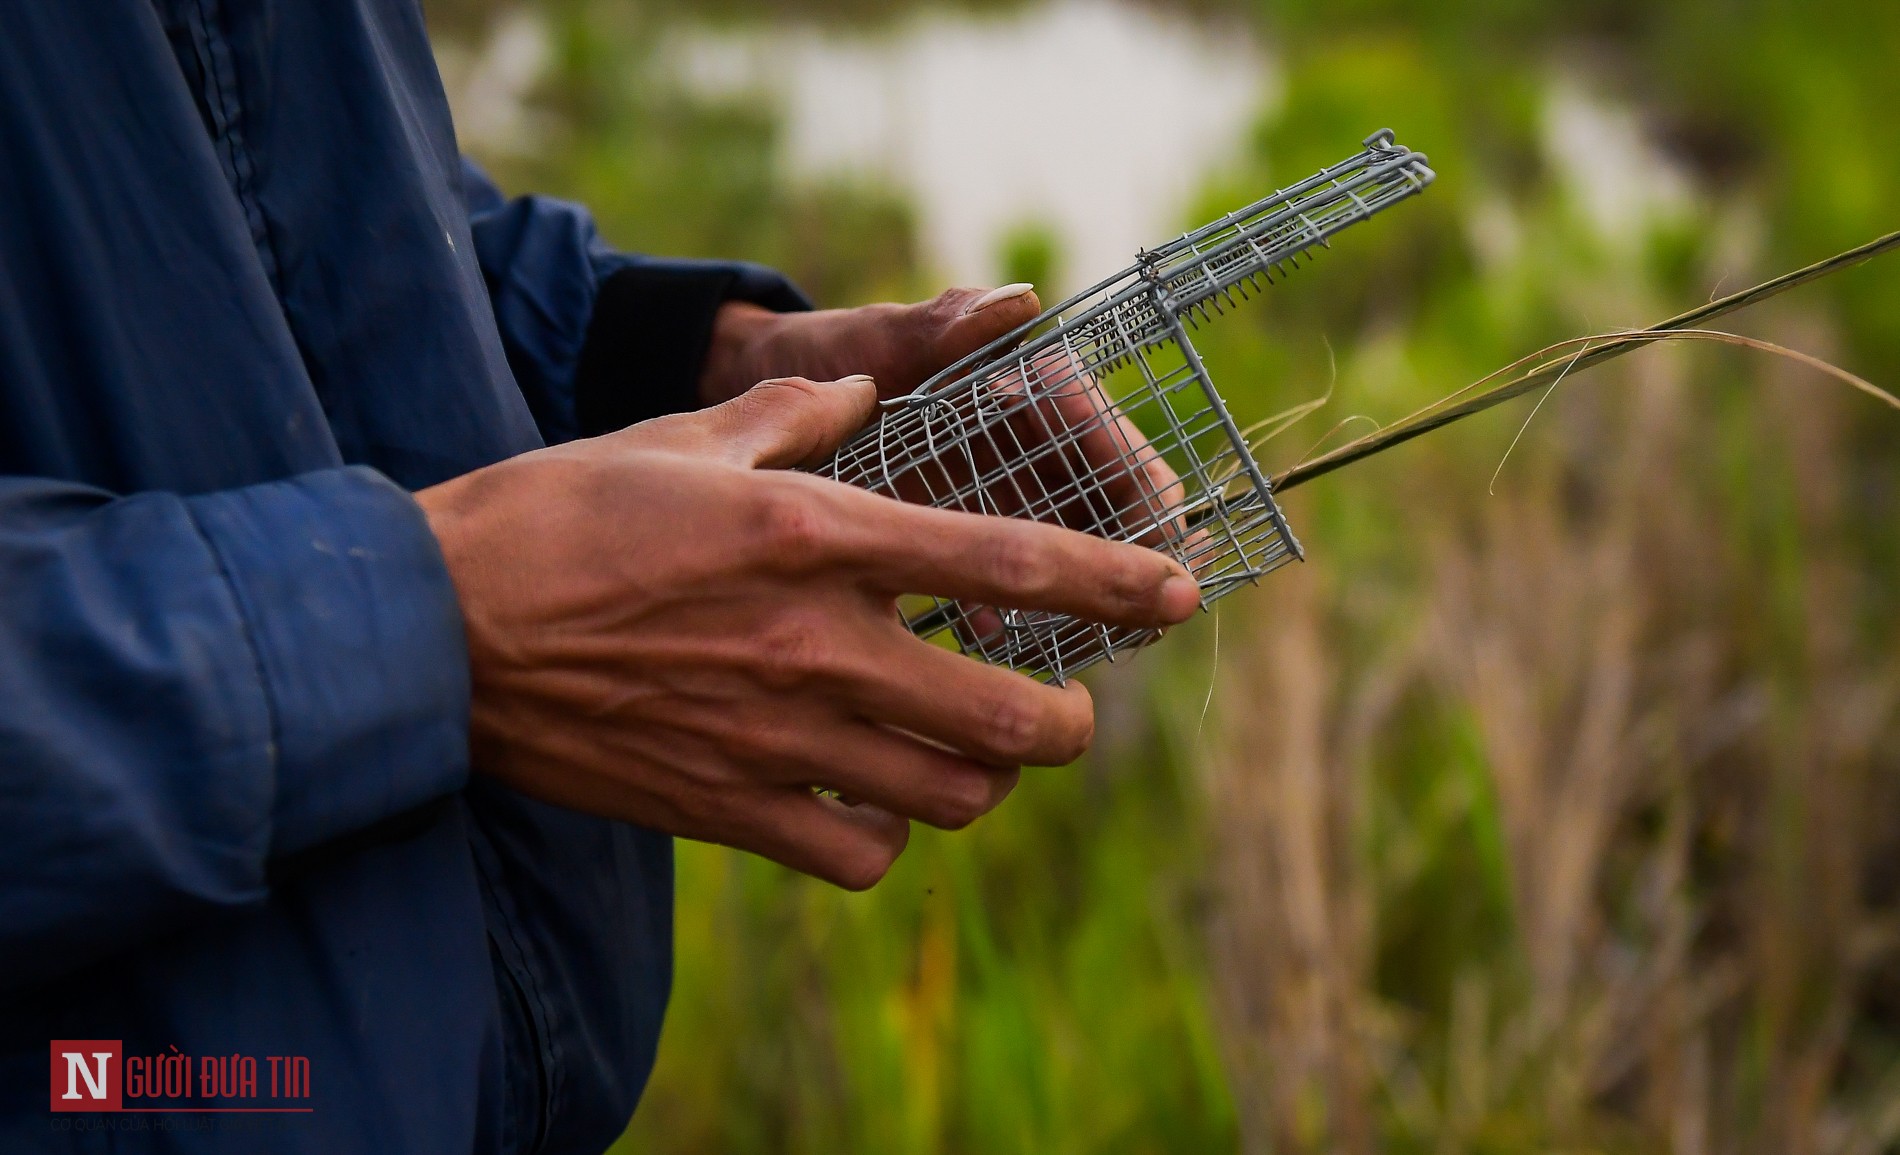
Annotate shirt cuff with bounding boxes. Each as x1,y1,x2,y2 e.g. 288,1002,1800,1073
185,466,471,857
573,257,812,438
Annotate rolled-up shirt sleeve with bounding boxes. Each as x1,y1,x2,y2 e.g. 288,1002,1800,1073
0,465,469,987
459,158,811,445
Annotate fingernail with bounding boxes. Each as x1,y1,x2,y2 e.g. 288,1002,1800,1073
964,283,1035,315
1159,573,1202,623
837,373,876,386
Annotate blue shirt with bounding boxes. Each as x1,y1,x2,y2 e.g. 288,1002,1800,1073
0,1,805,1151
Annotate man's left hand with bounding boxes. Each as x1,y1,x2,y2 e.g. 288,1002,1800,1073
697,284,1042,407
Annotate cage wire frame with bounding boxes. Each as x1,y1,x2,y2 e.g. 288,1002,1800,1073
818,130,1436,684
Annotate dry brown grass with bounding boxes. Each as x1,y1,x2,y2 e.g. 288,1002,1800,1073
1194,319,1900,1153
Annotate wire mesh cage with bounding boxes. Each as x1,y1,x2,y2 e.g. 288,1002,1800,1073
818,130,1435,684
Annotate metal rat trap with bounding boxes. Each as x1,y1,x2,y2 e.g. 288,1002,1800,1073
819,130,1435,683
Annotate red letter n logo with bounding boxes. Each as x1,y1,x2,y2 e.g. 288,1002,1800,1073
49,1040,122,1112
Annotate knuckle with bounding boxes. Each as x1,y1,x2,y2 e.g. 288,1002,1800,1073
933,768,1013,831
1105,552,1166,615
730,378,826,459
930,786,984,831
752,487,835,570
981,691,1049,762
724,720,792,769
932,806,979,832
829,839,899,892
1052,717,1093,765
755,608,836,690
678,779,779,847
666,779,726,831
741,376,819,413
1025,690,1092,766
985,529,1059,597
934,290,975,323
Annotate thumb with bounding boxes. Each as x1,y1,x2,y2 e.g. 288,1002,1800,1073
709,375,881,470
927,283,1042,369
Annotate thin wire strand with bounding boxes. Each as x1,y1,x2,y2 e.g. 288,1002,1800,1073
1284,414,1382,476
1197,608,1220,741
1489,337,1592,495
1231,337,1339,444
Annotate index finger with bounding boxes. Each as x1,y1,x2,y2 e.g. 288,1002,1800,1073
995,350,1194,551
793,477,1203,627
1034,366,1190,547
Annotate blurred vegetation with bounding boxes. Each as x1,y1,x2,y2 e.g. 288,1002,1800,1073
996,223,1064,298
431,0,1900,1150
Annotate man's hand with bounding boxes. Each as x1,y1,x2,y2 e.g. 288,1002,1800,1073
698,284,1042,407
703,285,1190,551
415,376,1200,889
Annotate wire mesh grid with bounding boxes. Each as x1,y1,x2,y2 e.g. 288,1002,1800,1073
818,130,1435,684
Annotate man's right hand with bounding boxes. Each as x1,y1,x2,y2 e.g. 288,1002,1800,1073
415,376,1201,889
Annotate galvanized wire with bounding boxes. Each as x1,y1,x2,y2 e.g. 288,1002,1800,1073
818,130,1436,683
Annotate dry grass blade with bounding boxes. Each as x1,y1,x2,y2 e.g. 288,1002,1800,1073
1271,230,1900,492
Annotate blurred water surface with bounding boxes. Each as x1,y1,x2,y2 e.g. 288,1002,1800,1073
448,0,1268,290
661,0,1268,287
